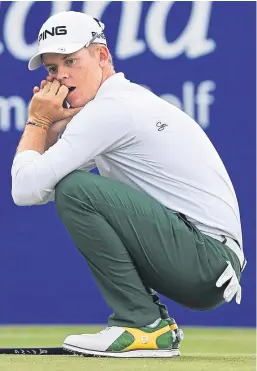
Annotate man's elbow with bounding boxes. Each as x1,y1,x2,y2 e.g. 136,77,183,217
11,161,55,206
11,179,45,205
12,186,54,206
11,188,38,206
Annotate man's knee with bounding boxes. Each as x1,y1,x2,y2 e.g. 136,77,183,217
55,171,95,212
56,170,79,194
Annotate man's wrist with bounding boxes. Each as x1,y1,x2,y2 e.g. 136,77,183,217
16,122,48,155
27,116,52,129
26,120,49,131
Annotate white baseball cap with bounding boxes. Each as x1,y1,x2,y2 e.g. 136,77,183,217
28,11,107,70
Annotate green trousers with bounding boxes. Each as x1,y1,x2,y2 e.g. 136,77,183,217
55,171,241,327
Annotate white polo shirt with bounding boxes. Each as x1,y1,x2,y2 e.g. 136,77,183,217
11,73,243,250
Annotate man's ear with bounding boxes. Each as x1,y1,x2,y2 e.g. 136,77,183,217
99,46,109,67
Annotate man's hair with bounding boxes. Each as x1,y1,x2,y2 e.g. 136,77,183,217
87,43,114,67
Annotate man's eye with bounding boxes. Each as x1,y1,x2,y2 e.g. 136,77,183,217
65,59,75,66
48,66,57,74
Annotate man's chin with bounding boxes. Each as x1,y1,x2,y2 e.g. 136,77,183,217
66,98,88,108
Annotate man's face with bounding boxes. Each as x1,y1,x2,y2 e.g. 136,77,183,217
42,47,103,108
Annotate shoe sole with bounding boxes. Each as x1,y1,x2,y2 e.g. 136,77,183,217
63,343,180,358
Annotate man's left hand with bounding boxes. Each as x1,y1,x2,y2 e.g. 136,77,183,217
216,261,242,304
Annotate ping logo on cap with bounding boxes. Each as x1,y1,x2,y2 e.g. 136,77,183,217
38,26,67,43
91,31,106,40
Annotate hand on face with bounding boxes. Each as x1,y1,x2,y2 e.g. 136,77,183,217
29,77,83,129
32,77,72,133
33,76,53,94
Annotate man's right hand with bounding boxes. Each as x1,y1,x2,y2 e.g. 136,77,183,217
33,77,72,135
30,77,82,127
33,77,73,150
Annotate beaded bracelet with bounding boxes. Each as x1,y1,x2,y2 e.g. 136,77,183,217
26,121,48,131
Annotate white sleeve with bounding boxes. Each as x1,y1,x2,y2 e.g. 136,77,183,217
11,98,132,206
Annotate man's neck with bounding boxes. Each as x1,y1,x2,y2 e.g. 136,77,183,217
101,66,116,85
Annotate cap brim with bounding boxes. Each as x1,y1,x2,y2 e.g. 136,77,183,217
28,43,86,71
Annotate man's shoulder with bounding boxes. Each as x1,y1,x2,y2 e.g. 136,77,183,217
67,95,131,132
95,72,153,101
81,95,128,116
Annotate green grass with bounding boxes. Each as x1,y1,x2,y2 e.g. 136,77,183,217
0,326,255,371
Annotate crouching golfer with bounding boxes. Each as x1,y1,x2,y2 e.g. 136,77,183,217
11,11,246,358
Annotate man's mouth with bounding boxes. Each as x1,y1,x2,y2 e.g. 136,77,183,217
67,87,76,97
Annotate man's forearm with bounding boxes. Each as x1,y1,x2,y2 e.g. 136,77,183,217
16,125,48,154
44,119,71,150
45,129,60,151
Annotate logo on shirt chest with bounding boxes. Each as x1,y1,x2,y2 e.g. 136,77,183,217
156,121,168,131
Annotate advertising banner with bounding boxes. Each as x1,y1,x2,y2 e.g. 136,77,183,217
0,1,255,326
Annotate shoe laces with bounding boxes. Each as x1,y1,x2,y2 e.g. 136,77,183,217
98,327,112,335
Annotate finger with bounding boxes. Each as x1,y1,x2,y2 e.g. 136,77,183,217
62,106,83,119
47,75,54,82
40,80,47,90
49,79,61,95
41,81,52,94
33,86,40,94
223,274,238,302
216,261,233,287
236,285,242,305
56,84,69,102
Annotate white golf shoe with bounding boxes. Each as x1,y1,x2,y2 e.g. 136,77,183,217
63,319,181,358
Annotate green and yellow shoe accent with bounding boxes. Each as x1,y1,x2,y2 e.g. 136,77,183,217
107,319,173,352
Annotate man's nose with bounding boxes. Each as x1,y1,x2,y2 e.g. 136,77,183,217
56,66,69,80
